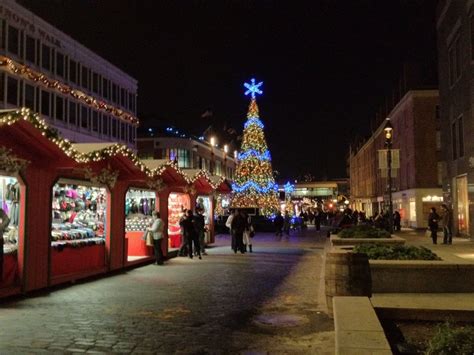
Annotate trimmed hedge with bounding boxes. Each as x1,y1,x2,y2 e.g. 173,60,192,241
353,244,441,260
338,225,391,239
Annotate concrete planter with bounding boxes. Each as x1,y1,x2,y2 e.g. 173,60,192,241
330,234,406,247
370,260,474,293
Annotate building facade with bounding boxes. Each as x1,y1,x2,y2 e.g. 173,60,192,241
437,0,474,238
0,0,138,147
137,134,236,179
349,90,442,228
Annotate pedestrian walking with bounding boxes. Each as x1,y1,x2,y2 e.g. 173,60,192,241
148,211,165,265
231,210,246,254
393,211,401,231
428,207,440,245
274,211,284,237
441,204,453,245
181,210,201,259
0,208,10,281
195,208,207,255
314,208,321,231
242,211,253,253
178,209,188,256
226,210,236,252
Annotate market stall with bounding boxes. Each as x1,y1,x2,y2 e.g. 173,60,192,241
125,188,157,262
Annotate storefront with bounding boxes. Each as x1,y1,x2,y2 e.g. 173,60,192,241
167,192,190,249
0,174,23,291
50,180,108,282
125,188,157,262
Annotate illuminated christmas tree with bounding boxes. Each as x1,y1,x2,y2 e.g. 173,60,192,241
231,78,279,215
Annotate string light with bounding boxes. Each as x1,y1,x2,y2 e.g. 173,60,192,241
0,56,139,125
231,79,279,215
0,108,226,190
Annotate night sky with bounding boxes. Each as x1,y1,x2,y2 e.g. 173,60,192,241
20,0,438,180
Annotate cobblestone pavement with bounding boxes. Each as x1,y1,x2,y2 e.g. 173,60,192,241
0,227,334,354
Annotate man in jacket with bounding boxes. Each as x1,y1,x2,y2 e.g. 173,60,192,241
148,211,164,265
0,208,11,281
231,210,246,254
194,208,207,256
441,204,453,245
181,210,201,259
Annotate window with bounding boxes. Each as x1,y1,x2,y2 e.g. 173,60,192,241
437,162,444,186
69,101,77,126
0,20,5,49
92,110,99,132
102,78,109,99
24,83,35,109
452,121,457,160
41,44,51,71
449,36,461,85
120,122,126,141
55,95,64,121
167,149,190,168
128,125,133,143
7,76,18,105
92,72,99,93
120,88,126,107
7,26,19,55
70,60,77,84
41,90,50,116
56,52,65,78
112,83,118,103
81,66,89,89
436,131,441,151
81,105,89,129
102,115,109,136
111,118,117,138
128,92,134,111
25,35,35,64
458,115,464,158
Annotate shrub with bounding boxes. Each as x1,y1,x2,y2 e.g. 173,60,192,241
353,244,441,260
426,322,474,355
338,224,391,239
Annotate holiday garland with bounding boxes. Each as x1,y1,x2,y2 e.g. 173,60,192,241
0,108,227,190
0,56,139,125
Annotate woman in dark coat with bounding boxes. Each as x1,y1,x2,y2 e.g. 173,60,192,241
428,207,440,245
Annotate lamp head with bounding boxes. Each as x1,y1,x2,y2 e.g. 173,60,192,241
210,136,216,147
224,144,228,153
384,118,393,142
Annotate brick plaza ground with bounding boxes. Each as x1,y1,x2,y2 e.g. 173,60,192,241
0,228,334,354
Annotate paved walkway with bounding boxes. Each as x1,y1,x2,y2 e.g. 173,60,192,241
394,229,474,264
0,228,333,354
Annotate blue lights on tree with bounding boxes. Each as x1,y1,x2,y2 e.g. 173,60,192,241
231,78,279,214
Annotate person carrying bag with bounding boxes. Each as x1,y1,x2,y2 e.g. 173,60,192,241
148,211,165,265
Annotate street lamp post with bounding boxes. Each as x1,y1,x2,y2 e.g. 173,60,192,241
223,144,228,178
384,118,394,234
210,136,216,175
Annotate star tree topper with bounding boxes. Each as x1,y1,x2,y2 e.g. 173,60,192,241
244,78,263,99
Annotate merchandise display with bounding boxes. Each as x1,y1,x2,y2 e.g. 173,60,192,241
0,176,20,255
168,193,190,248
51,183,107,249
125,189,157,232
